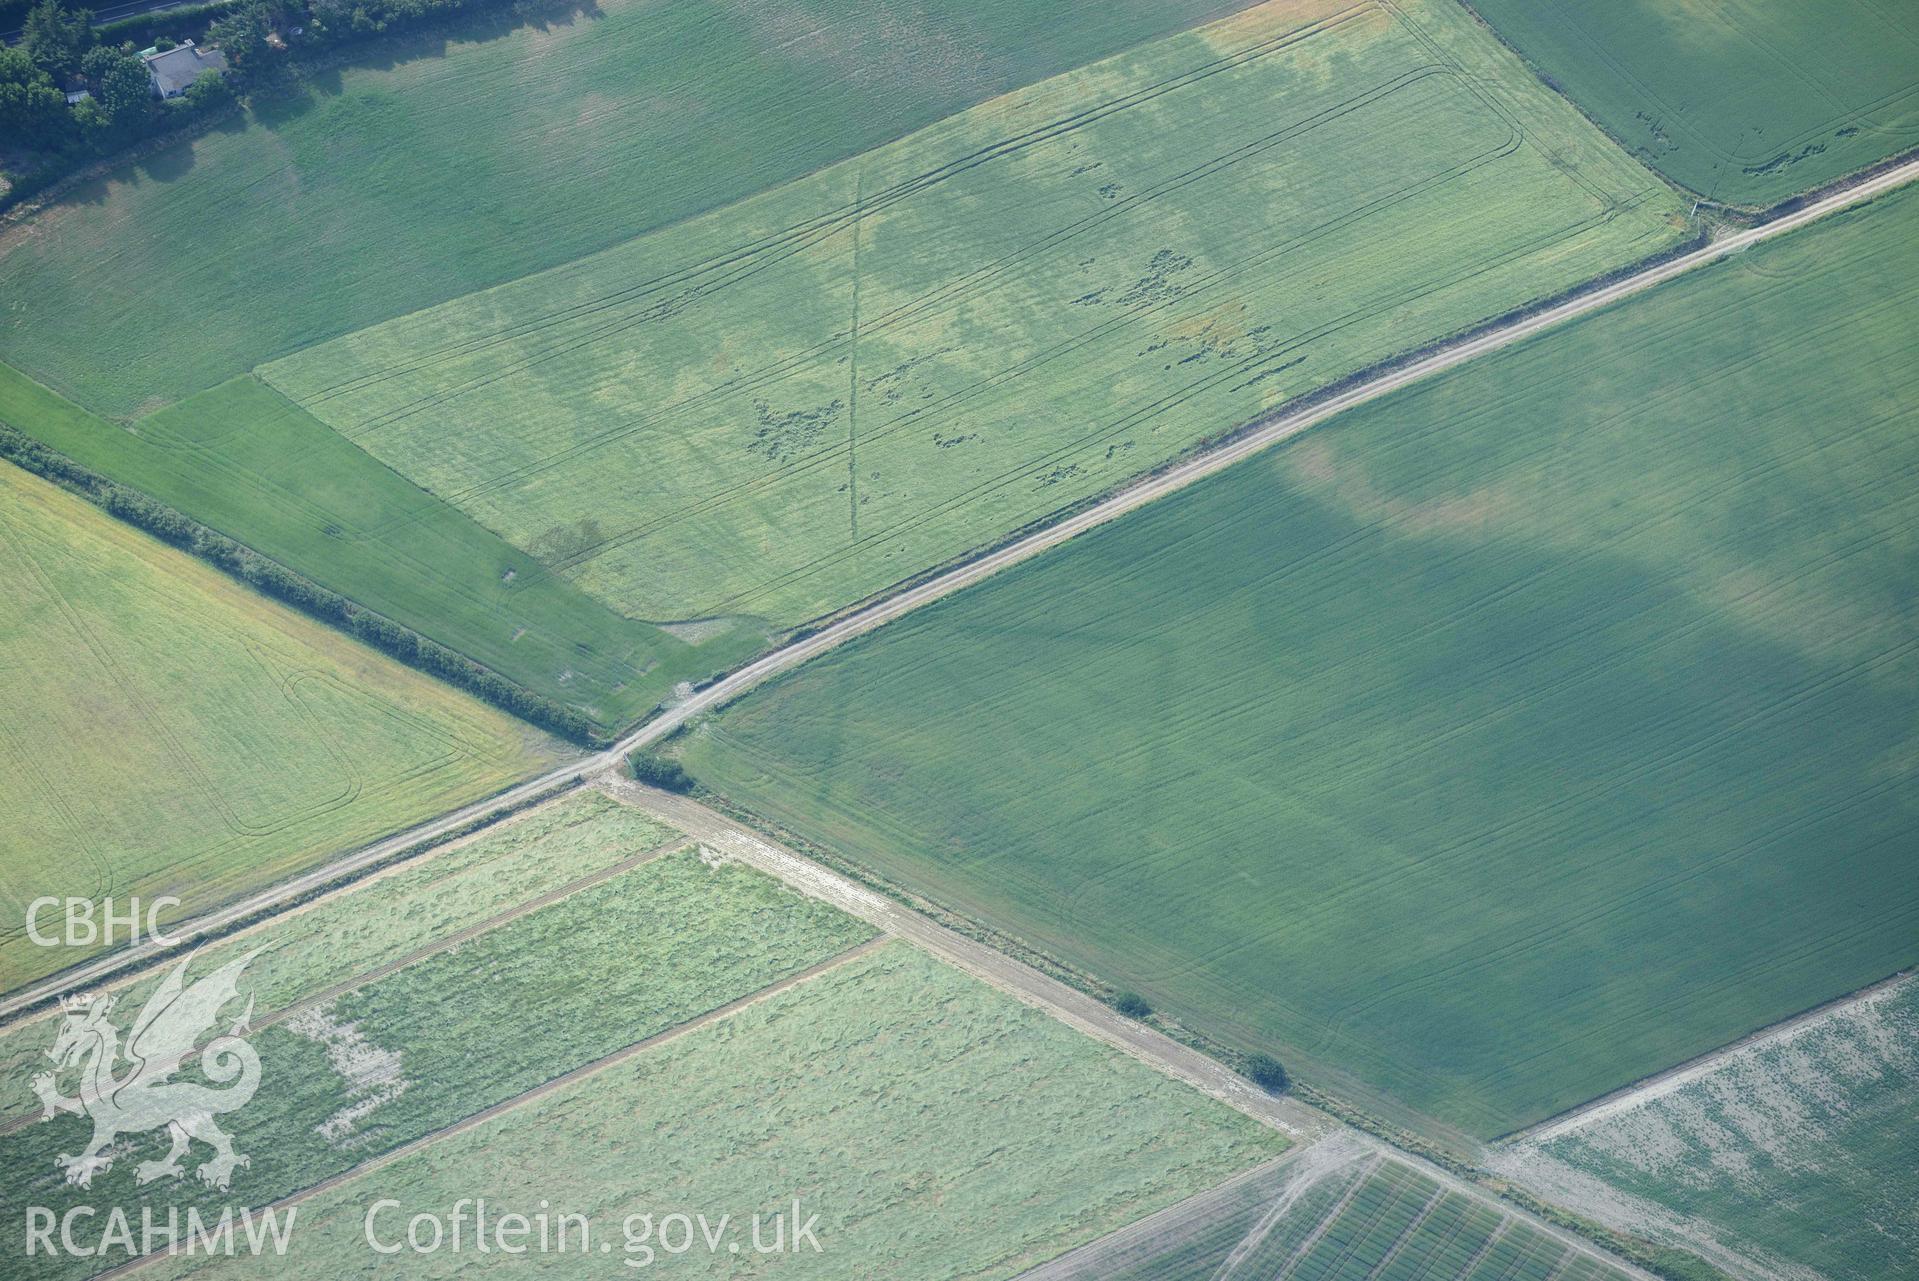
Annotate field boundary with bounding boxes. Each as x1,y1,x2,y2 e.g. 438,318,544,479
0,829,691,1137
1500,969,1916,1147
0,776,587,1027
8,155,1914,1028
1012,1151,1309,1280
634,782,1731,1281
0,424,604,744
614,154,1919,760
604,781,1665,1281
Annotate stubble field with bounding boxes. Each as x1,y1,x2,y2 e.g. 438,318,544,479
1495,977,1919,1281
1054,1140,1634,1281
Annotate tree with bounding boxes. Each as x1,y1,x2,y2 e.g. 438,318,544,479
1111,991,1152,1019
0,45,71,150
21,0,93,80
208,1,273,75
80,44,153,130
1244,1052,1289,1094
627,751,694,794
183,67,235,113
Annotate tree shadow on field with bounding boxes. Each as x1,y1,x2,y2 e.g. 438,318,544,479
130,141,200,185
24,102,250,213
246,0,604,131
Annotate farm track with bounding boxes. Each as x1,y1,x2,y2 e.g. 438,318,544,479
5,153,1915,1028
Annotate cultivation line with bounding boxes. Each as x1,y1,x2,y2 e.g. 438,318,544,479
6,154,1914,1028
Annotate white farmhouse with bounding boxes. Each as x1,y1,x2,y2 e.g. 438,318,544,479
141,40,228,100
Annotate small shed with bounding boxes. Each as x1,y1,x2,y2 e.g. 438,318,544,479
141,40,228,100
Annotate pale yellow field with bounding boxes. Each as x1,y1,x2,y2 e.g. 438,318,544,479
0,465,566,992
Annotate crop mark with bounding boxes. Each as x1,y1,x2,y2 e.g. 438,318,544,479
846,170,864,538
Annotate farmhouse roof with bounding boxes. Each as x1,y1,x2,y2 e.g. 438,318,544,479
142,40,228,99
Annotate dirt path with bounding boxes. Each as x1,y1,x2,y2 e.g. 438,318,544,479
603,778,1327,1139
10,155,1914,1026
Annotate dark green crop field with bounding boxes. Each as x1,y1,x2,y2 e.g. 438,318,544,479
1468,0,1919,207
674,187,1919,1139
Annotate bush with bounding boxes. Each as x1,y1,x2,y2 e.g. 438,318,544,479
1111,991,1152,1019
1244,1052,1289,1093
183,66,237,112
627,751,694,794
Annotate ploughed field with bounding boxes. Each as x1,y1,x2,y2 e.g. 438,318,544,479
261,0,1684,632
1468,0,1919,207
0,465,559,994
1,792,1281,1280
670,185,1919,1140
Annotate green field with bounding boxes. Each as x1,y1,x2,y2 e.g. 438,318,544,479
136,944,1282,1280
0,790,1282,1278
671,186,1919,1139
0,790,672,1122
0,366,734,729
0,0,1683,734
1497,978,1919,1281
1468,0,1919,207
0,793,878,1280
1062,1143,1632,1281
0,463,562,994
261,0,1685,631
0,0,1256,416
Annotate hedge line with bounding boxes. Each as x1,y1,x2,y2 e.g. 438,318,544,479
96,0,241,48
0,423,602,745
